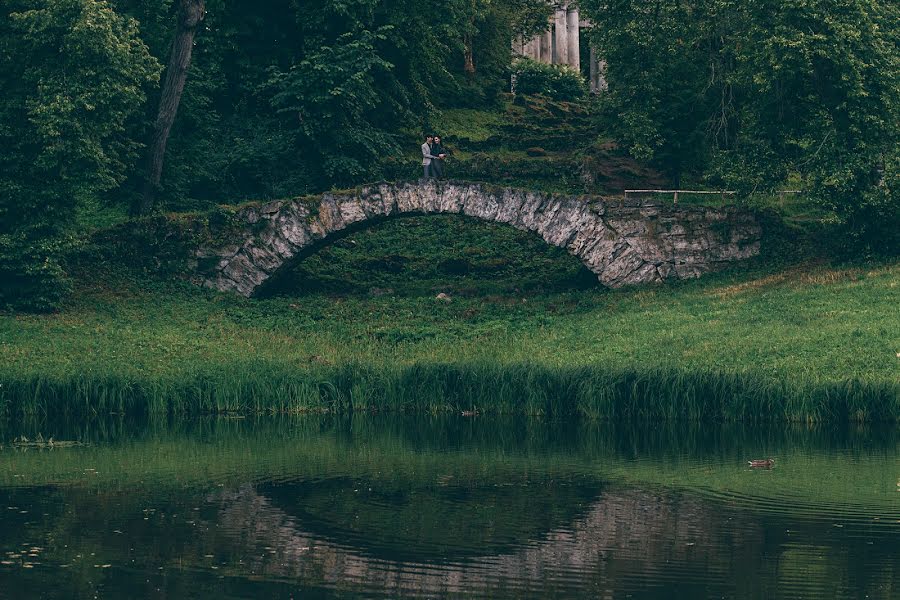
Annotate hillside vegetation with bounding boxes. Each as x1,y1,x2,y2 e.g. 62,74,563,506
2,247,897,419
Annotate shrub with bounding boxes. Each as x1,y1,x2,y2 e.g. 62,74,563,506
0,235,72,313
512,59,586,101
0,0,159,311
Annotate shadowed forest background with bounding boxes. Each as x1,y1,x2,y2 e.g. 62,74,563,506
0,0,898,310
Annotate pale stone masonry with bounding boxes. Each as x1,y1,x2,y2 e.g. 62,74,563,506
566,8,580,72
553,7,569,66
191,181,763,297
512,2,606,91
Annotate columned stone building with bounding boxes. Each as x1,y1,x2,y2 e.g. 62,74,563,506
512,2,607,92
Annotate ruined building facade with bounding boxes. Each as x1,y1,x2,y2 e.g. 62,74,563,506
512,2,606,92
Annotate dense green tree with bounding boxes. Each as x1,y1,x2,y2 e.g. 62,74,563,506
453,0,552,105
722,0,899,251
135,0,205,215
0,0,160,308
576,2,704,178
266,28,399,187
583,0,899,250
114,0,551,206
0,0,552,312
459,0,551,76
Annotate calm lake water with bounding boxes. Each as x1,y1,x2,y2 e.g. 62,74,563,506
0,416,896,599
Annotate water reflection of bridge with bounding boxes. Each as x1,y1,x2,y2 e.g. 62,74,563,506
214,483,765,597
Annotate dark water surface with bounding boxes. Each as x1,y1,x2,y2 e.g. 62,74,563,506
0,417,896,599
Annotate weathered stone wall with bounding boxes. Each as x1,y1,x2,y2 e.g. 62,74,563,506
191,181,762,297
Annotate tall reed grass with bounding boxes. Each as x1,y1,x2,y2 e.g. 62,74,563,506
4,258,897,423
2,361,897,422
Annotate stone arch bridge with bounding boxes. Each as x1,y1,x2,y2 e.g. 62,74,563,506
191,181,762,297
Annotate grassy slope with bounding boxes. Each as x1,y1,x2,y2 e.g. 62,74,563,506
285,214,596,296
1,239,897,417
3,97,894,418
397,97,671,196
416,100,822,231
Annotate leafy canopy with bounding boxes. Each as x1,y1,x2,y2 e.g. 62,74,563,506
0,0,160,237
583,0,899,250
0,0,159,309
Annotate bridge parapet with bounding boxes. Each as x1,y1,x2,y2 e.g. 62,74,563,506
191,181,762,297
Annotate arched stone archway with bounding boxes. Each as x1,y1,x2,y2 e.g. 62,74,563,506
191,181,761,297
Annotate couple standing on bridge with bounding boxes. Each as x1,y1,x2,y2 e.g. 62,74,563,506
421,134,450,179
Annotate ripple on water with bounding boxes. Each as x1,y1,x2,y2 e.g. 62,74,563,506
0,418,897,599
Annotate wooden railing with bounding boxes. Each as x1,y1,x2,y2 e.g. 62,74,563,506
624,189,802,204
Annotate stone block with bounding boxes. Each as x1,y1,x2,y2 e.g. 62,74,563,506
185,181,763,296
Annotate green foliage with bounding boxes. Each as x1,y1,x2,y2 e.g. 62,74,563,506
0,0,160,237
582,0,899,251
79,215,200,276
512,58,587,101
449,0,553,104
279,215,595,296
106,0,552,207
0,235,72,312
0,0,160,310
1,260,898,418
266,28,401,187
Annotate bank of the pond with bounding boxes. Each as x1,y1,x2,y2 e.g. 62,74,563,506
1,261,898,421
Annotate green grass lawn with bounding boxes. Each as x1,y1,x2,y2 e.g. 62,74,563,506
1,90,889,421
1,247,897,418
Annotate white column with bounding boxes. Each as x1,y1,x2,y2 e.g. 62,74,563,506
589,47,598,92
553,8,568,65
525,37,541,60
566,8,580,71
540,29,552,64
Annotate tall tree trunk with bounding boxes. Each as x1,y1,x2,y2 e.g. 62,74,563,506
133,0,205,216
463,33,475,75
463,3,476,76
